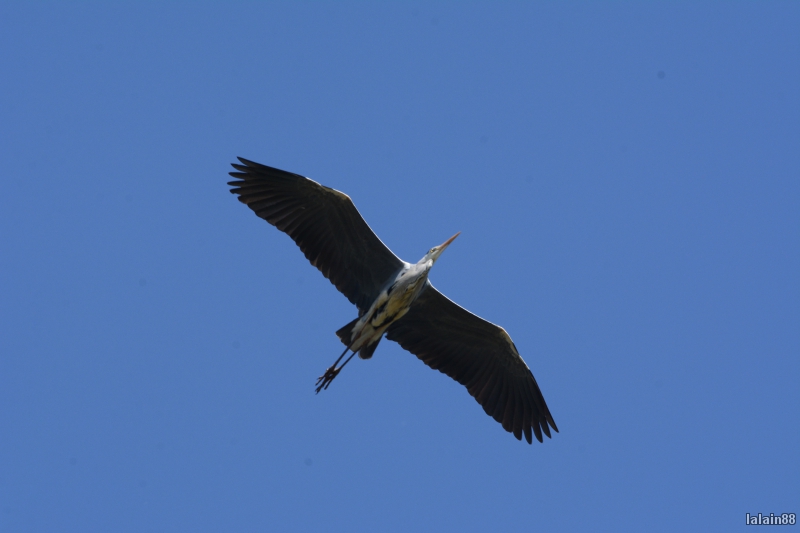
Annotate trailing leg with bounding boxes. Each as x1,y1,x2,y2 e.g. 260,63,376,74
315,346,355,393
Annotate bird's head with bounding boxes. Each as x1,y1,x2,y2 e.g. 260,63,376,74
421,232,460,265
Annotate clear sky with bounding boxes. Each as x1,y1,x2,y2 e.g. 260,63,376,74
1,3,798,532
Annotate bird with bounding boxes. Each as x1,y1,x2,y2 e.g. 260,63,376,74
228,157,558,444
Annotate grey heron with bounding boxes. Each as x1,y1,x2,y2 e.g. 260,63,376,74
228,158,558,444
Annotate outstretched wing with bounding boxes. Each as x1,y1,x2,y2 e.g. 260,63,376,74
386,283,558,444
228,158,404,313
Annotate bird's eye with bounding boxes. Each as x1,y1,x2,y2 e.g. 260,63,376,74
428,248,435,254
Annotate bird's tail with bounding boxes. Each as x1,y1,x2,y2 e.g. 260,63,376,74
357,337,380,360
335,317,359,346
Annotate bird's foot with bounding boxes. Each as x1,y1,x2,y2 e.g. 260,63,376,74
315,365,341,394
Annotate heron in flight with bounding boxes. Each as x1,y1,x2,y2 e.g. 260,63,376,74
228,158,558,444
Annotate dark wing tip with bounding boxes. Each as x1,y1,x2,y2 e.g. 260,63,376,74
228,157,254,190
524,425,533,445
235,156,258,167
229,157,262,178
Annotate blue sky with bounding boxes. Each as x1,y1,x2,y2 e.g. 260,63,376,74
1,3,798,531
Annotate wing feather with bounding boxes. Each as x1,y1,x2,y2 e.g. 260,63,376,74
386,283,558,444
229,158,404,312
